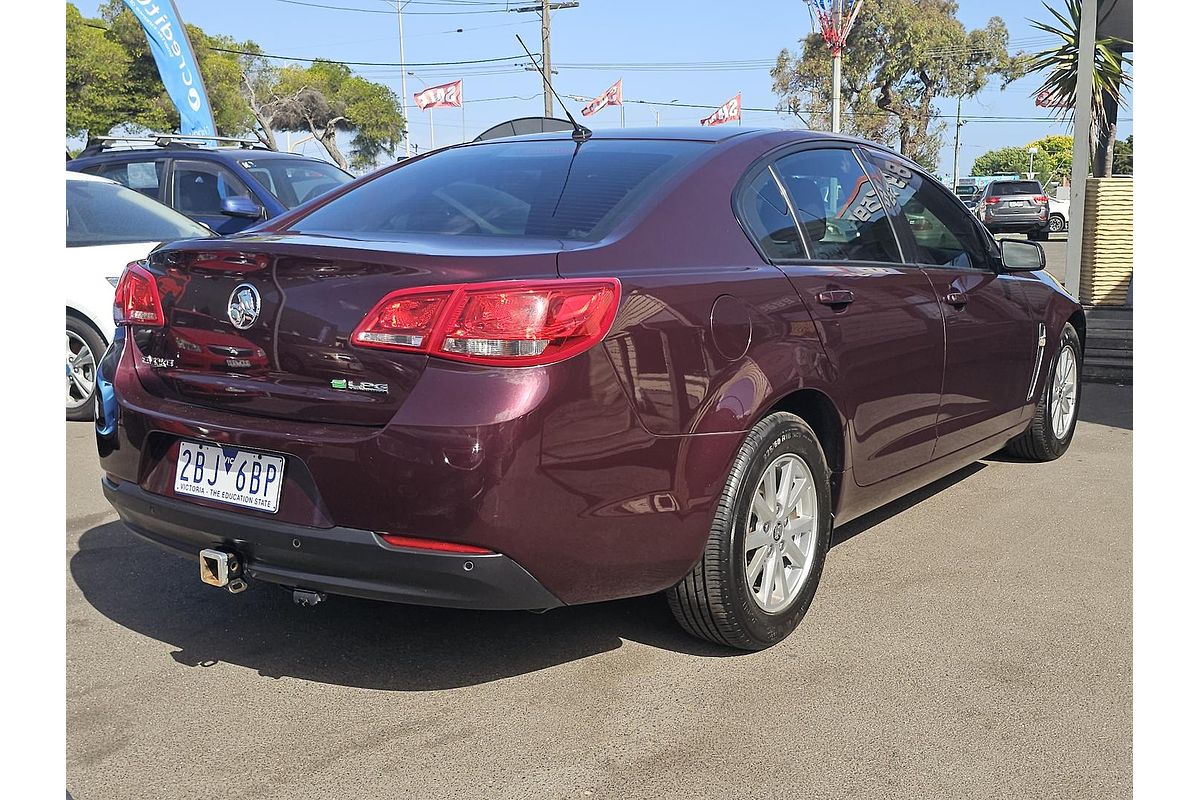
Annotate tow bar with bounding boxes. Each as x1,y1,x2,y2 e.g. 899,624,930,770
199,549,248,594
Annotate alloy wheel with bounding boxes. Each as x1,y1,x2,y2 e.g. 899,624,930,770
744,453,819,613
66,331,96,410
1050,344,1078,439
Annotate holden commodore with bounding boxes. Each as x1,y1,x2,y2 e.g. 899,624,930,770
95,127,1083,650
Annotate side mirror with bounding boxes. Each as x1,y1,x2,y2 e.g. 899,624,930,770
221,195,263,219
1000,238,1045,272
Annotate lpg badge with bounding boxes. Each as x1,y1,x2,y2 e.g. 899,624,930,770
330,379,388,394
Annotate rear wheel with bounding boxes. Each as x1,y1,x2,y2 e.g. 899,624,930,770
66,314,105,422
1048,214,1066,233
667,412,832,650
1027,228,1050,241
1005,323,1081,461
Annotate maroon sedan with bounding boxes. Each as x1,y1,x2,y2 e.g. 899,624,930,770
96,127,1082,650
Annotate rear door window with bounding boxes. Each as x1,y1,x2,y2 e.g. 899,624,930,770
289,139,706,242
735,168,805,260
82,160,166,201
771,148,903,263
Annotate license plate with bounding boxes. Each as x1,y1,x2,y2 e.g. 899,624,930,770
1007,200,1026,207
174,440,285,513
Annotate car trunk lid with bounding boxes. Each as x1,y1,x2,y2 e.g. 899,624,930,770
134,233,565,426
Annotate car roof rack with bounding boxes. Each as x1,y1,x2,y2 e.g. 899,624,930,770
76,134,270,158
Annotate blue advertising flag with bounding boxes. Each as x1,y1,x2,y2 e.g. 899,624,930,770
121,0,216,138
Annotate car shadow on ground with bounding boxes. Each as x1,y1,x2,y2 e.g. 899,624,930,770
71,521,740,692
985,382,1131,464
73,458,1018,691
1076,382,1132,431
76,465,994,692
831,463,986,548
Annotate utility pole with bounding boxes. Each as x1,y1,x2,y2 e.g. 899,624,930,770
512,1,579,117
804,2,862,134
831,1,842,133
951,96,966,189
392,1,410,159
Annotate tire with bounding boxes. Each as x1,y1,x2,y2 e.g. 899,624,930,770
667,412,832,650
1027,229,1050,241
1005,323,1082,461
1048,214,1066,233
66,314,106,422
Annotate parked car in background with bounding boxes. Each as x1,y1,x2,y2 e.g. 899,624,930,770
976,179,1052,240
66,171,212,420
68,135,353,235
1047,192,1070,233
96,128,1083,650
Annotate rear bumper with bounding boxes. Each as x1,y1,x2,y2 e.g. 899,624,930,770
983,211,1049,232
97,332,744,605
102,477,564,610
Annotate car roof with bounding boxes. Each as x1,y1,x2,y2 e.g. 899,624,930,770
468,125,844,145
458,126,905,158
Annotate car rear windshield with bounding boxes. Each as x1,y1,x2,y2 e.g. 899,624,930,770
288,139,707,242
241,158,353,208
990,181,1044,196
66,179,212,247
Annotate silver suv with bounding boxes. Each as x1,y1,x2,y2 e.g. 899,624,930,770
977,180,1050,241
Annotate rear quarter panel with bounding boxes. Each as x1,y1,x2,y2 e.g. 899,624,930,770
558,132,840,441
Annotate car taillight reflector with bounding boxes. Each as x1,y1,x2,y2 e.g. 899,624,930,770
352,291,451,350
113,260,164,326
351,278,621,367
1034,195,1048,203
378,533,493,555
984,197,1001,205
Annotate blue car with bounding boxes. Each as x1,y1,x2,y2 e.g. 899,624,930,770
68,136,354,235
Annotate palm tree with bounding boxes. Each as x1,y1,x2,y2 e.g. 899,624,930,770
1028,0,1131,177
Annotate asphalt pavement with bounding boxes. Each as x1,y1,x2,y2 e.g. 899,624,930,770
66,381,1131,800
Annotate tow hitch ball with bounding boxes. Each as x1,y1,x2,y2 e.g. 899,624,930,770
199,549,247,594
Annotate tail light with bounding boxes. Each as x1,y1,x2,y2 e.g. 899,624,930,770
984,197,1001,205
352,278,621,367
1033,195,1048,203
113,260,164,326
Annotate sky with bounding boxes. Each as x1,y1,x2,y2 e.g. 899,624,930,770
73,0,1132,178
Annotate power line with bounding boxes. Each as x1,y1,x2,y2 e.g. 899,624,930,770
204,43,537,67
511,1,580,117
266,0,512,15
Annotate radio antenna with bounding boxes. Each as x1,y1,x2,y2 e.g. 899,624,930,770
516,34,591,143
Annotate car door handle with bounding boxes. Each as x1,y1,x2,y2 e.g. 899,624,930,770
944,291,969,307
817,290,855,307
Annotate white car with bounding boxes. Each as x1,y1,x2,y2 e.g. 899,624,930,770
66,171,212,420
1047,193,1069,233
